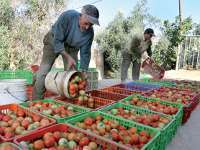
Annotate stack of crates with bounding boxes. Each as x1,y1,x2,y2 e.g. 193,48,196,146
77,60,98,91
85,68,99,91
0,70,33,85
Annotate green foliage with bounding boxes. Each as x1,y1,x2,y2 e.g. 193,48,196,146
125,0,146,33
0,26,10,69
96,12,126,72
152,37,176,70
163,17,192,48
26,0,65,20
125,0,160,35
27,0,39,11
95,0,160,75
0,0,14,27
0,0,67,70
193,23,200,35
153,17,192,70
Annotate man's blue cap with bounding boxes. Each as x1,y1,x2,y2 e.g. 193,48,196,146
81,4,100,25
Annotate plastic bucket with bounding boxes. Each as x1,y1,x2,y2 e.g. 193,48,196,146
141,57,165,79
45,71,85,98
0,79,27,105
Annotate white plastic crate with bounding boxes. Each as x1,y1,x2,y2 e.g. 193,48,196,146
86,71,98,81
86,80,98,91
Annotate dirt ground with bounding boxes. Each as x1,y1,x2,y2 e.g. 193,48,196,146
98,69,200,150
164,69,200,81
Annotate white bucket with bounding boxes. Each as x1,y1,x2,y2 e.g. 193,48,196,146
0,79,27,105
45,71,84,98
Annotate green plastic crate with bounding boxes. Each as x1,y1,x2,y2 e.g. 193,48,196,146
67,111,161,150
139,73,152,80
121,95,183,132
100,102,177,149
138,79,176,87
20,99,90,123
0,70,33,85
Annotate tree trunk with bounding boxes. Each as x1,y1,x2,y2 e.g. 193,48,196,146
95,49,104,79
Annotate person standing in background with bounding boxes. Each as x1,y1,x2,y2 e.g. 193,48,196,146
121,28,155,81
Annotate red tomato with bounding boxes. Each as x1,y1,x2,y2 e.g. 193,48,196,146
140,130,149,138
53,131,61,142
33,140,45,150
84,117,94,126
44,136,55,148
40,118,50,127
21,119,30,129
42,103,49,107
79,137,90,146
43,132,53,140
78,84,85,90
4,132,14,139
130,134,139,144
118,125,126,131
48,147,57,150
2,115,11,122
69,84,76,91
32,115,41,122
17,110,25,117
139,136,148,144
129,127,137,134
111,132,120,141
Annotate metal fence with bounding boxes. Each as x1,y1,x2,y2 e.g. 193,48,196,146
176,35,200,70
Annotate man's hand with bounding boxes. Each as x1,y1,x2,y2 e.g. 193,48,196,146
60,51,76,70
82,71,88,79
140,40,151,54
78,69,88,79
67,55,76,70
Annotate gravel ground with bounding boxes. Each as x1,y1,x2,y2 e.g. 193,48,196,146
97,69,200,150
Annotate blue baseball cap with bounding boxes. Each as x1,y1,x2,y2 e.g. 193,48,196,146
81,4,100,25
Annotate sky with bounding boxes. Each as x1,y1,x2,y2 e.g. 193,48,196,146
67,0,200,29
